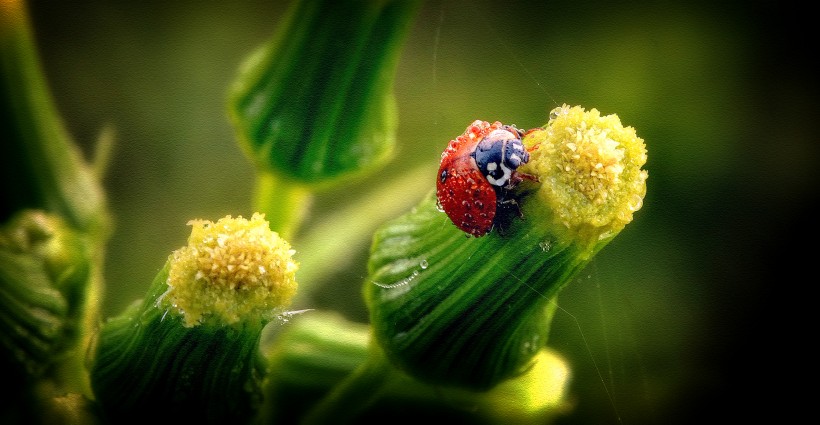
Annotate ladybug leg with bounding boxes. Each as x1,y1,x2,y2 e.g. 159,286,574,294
519,172,540,183
520,128,542,152
522,127,542,137
491,196,523,237
498,197,524,218
496,187,525,219
505,171,539,190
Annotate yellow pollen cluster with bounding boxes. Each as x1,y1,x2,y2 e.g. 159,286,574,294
561,121,625,205
163,213,298,327
522,104,648,245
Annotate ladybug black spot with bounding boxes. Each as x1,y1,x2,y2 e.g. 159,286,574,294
439,169,448,183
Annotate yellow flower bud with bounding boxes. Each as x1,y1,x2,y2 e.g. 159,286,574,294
91,213,299,423
522,104,648,252
162,212,298,327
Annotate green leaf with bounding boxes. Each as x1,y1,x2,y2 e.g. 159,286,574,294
228,0,422,185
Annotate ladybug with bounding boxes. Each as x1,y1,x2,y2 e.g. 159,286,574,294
436,120,536,237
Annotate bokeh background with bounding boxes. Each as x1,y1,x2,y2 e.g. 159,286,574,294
25,0,815,423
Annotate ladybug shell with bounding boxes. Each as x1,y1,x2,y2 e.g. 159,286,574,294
436,120,504,237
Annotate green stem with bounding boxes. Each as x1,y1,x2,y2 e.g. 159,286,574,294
303,340,394,425
253,170,311,241
1,1,112,403
0,0,110,238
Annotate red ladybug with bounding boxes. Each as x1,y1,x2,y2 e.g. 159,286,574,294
436,120,536,237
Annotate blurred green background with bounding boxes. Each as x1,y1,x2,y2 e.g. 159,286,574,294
24,0,814,423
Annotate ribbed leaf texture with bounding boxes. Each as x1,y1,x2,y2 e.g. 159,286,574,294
228,0,421,184
365,192,581,391
90,263,267,424
0,210,90,378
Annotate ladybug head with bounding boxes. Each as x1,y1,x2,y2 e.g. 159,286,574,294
470,129,530,189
